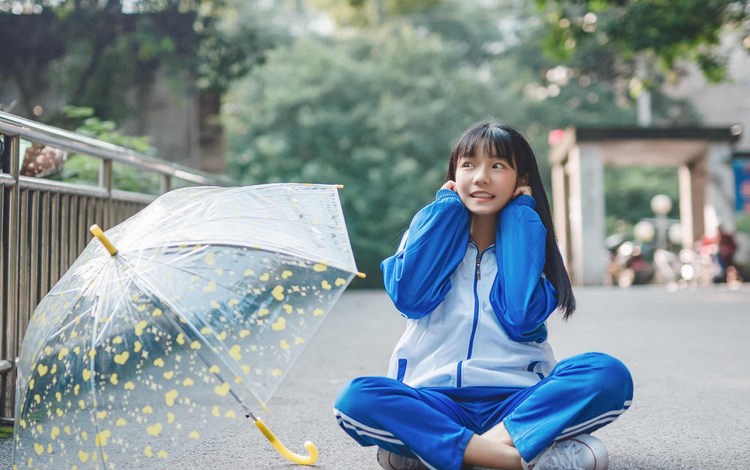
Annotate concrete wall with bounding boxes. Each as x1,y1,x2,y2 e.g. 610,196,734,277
123,72,202,169
664,37,750,152
705,142,738,233
567,143,608,285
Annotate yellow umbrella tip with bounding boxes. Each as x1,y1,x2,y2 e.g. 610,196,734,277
90,224,118,256
356,272,367,279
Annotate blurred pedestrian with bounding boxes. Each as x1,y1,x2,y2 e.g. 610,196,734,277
717,226,737,281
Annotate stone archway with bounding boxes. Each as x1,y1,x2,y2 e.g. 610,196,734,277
548,127,741,285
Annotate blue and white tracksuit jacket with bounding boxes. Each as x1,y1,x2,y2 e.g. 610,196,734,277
335,189,633,470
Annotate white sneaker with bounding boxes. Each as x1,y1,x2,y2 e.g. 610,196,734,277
377,448,428,470
522,434,608,470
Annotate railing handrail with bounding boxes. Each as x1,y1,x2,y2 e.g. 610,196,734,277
0,110,233,186
0,111,235,420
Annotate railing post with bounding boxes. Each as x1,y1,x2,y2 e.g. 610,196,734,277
2,134,20,420
160,173,172,194
100,158,113,228
0,136,7,422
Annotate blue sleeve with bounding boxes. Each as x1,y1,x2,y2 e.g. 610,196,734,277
490,194,558,343
380,189,470,319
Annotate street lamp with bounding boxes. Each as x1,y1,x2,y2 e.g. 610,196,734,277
650,194,672,250
668,223,683,247
633,220,655,243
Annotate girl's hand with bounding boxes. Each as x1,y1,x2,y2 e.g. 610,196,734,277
441,180,457,192
513,185,532,198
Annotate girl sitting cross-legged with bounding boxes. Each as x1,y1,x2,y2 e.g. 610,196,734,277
334,121,633,470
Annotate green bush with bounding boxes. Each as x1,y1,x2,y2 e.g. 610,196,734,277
51,106,161,194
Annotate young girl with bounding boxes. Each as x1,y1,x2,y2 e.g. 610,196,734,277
334,121,633,470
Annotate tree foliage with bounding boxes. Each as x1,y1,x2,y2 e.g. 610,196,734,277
535,0,750,83
223,0,693,284
604,167,679,236
2,0,710,283
306,0,441,26
0,0,283,123
49,106,161,194
225,26,523,284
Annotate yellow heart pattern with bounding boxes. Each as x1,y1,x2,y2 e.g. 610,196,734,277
214,383,230,397
113,351,129,365
146,423,162,436
95,430,111,446
15,255,352,469
165,390,179,406
272,285,285,301
271,317,286,331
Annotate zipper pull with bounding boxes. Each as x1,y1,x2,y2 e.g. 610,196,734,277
475,256,481,280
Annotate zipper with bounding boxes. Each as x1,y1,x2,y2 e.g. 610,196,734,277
466,244,489,361
461,243,494,387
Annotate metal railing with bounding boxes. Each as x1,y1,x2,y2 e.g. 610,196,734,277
0,111,233,420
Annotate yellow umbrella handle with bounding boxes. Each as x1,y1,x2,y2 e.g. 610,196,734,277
254,418,319,466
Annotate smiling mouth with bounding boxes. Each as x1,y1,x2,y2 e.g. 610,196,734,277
471,192,495,199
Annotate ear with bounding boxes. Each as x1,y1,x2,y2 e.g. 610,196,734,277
516,174,529,188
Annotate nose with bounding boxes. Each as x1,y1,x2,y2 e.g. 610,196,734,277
473,165,489,185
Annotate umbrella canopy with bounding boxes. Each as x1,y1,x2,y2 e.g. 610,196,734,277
13,183,361,469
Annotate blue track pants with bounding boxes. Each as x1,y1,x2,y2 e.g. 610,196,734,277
334,352,633,470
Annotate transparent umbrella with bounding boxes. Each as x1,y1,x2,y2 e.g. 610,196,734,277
12,183,362,469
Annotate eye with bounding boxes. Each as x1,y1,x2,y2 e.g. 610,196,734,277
460,161,474,168
492,162,506,169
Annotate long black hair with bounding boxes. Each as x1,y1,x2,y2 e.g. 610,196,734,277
447,121,576,318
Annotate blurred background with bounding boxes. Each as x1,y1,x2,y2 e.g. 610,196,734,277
2,0,749,287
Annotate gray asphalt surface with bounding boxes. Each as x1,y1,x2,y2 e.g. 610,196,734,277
2,285,749,469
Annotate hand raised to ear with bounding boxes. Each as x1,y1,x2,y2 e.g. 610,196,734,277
513,185,532,198
441,180,457,192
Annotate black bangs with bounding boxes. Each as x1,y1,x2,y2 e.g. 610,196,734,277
447,121,534,181
452,124,518,168
483,126,518,168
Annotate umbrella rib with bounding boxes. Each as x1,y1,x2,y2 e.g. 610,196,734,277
82,265,124,467
123,245,358,285
129,226,347,256
143,184,345,231
164,213,344,229
121,250,238,293
36,259,111,341
122,267,266,415
19,260,109,414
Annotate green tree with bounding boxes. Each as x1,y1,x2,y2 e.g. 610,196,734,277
0,0,284,123
50,106,161,194
535,0,750,83
604,167,679,236
225,0,700,284
305,0,441,26
225,24,533,284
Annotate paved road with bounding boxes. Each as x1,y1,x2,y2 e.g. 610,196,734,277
2,285,749,469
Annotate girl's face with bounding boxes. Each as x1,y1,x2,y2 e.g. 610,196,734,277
454,144,520,218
